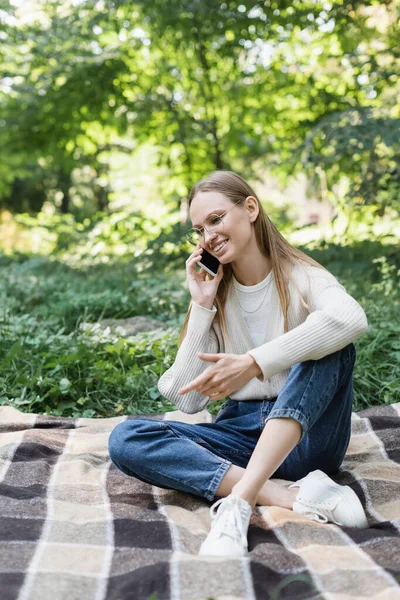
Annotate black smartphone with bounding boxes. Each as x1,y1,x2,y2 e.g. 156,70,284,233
197,247,220,277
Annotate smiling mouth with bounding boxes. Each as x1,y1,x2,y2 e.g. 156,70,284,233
213,240,228,253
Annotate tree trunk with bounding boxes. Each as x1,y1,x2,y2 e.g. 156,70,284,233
97,185,109,212
59,169,71,214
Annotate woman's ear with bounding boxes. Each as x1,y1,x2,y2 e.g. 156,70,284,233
245,196,259,223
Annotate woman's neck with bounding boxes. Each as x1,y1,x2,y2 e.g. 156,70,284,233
232,254,272,286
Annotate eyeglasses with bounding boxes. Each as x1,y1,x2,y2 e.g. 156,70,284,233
186,198,243,246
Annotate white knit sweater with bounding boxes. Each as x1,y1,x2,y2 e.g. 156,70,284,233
157,261,369,414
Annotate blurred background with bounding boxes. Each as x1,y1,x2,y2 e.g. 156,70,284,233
0,0,399,418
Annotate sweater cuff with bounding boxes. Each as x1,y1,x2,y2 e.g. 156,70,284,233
187,302,217,334
246,340,288,383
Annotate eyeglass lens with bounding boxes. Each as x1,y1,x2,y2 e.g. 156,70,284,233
188,214,224,243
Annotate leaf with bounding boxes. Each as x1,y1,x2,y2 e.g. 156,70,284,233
59,378,71,392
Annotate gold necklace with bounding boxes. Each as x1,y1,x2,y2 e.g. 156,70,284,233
234,279,272,314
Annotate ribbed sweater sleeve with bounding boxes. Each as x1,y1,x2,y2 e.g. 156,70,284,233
247,268,369,383
157,302,219,414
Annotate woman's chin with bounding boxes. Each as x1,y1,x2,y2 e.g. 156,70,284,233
215,241,232,262
216,251,228,263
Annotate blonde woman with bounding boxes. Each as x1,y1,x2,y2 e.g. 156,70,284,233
109,170,369,557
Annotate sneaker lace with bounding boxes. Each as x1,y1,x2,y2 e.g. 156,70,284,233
295,490,342,524
209,497,249,546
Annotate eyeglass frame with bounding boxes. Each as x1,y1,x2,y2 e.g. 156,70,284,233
185,197,248,246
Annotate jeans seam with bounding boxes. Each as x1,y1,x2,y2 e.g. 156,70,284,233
206,459,232,501
340,344,356,379
268,356,337,442
135,462,217,498
162,419,253,457
261,400,275,432
158,421,234,499
114,443,232,500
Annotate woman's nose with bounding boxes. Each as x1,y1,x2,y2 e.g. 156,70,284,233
204,229,217,246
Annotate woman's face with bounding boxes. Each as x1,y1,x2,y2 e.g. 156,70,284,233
189,191,258,262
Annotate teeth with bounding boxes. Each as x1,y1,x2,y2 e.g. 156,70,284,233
214,240,227,252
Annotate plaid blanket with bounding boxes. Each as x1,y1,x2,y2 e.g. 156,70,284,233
1,403,400,600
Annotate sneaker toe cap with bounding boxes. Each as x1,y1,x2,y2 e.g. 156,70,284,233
334,500,369,528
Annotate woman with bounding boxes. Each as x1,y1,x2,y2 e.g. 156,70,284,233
109,170,369,558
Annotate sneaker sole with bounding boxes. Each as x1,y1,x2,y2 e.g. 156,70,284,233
198,542,248,557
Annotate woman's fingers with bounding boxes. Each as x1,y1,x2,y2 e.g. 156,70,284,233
186,254,201,267
208,391,226,402
198,267,206,280
186,245,209,282
190,253,203,264
199,377,226,396
186,249,202,266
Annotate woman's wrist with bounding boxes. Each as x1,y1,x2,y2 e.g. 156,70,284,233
194,300,214,311
244,354,262,378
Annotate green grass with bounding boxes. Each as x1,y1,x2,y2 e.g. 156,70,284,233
0,233,399,418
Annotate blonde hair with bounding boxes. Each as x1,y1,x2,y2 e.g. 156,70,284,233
179,170,328,347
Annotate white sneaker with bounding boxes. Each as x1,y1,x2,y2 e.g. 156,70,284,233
198,494,253,557
289,469,368,528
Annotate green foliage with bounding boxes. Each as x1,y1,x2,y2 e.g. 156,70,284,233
0,0,399,216
303,240,400,411
0,220,399,418
302,107,400,214
1,208,190,270
0,209,193,417
0,260,183,417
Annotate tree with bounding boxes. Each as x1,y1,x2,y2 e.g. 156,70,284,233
0,0,398,221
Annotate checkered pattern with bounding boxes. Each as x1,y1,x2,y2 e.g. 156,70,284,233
1,403,400,599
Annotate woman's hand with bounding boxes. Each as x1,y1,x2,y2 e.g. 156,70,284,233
186,244,224,308
178,353,262,401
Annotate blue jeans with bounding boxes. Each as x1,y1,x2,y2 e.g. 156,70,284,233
109,343,356,502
